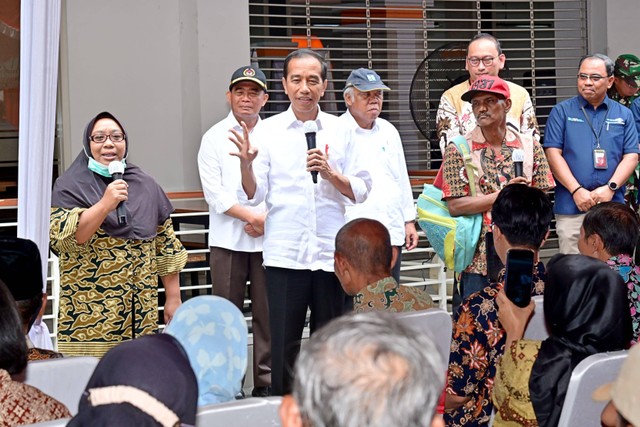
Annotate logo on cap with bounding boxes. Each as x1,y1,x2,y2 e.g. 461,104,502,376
367,74,377,82
243,68,256,77
470,78,495,91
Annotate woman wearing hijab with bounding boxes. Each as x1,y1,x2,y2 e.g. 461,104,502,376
0,279,71,425
165,295,248,406
50,112,187,357
492,254,631,426
68,334,198,427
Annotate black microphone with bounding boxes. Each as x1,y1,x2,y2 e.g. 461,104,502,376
303,120,318,183
108,161,127,226
513,149,524,178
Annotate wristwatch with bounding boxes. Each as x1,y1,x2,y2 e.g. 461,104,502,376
608,181,619,192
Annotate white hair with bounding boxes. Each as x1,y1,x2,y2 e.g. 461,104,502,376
292,311,444,427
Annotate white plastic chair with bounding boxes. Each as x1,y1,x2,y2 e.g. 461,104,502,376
523,296,549,341
396,307,453,366
557,350,628,427
196,396,282,427
24,356,99,415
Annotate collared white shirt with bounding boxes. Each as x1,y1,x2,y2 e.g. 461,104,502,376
249,106,371,271
198,111,266,252
340,110,416,246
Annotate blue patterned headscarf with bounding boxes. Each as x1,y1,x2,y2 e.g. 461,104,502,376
165,296,248,406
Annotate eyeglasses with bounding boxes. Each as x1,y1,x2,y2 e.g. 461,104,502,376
90,133,125,143
577,73,609,82
467,56,497,67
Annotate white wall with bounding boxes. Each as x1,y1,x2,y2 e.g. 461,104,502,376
589,0,640,61
59,0,250,191
605,0,640,60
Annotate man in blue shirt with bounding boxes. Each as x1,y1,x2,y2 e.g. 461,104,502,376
544,54,639,254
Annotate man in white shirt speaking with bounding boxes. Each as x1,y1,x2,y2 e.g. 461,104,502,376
198,65,271,397
340,68,418,282
230,49,372,395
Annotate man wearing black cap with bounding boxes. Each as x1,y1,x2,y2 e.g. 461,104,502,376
340,68,418,282
0,237,63,360
197,65,271,397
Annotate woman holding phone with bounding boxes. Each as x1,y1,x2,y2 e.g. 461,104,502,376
492,254,631,427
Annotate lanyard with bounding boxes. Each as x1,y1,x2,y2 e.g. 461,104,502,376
581,106,609,149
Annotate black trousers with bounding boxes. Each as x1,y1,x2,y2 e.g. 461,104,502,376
265,267,352,395
391,245,403,283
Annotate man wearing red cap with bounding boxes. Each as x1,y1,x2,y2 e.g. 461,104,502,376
441,86,554,424
440,75,554,302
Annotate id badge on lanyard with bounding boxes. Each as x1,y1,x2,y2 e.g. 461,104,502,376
582,106,609,169
593,149,608,169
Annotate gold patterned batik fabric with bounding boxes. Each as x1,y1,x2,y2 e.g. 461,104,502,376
492,339,542,427
50,207,187,357
353,276,435,313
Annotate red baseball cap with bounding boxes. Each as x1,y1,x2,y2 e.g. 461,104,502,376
461,75,510,102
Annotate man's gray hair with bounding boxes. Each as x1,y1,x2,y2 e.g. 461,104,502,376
579,53,615,76
292,311,444,427
343,86,355,103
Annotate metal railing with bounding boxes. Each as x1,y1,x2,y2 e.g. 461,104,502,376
0,191,452,350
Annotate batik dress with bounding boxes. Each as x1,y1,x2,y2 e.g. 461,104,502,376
50,208,186,357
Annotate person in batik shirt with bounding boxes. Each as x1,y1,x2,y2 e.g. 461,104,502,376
445,185,552,427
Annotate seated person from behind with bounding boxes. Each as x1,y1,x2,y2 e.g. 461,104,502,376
493,254,631,427
334,218,434,312
67,334,198,427
577,202,640,344
165,295,248,406
279,311,445,427
0,279,71,426
0,237,63,360
445,184,552,427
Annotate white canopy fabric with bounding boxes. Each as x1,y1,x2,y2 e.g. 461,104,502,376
17,0,61,288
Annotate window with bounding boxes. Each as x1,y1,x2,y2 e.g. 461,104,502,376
249,0,587,170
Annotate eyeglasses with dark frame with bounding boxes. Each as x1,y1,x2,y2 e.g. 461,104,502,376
90,133,126,144
577,73,610,83
467,56,498,67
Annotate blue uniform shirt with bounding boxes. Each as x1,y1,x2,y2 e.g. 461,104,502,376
544,95,639,215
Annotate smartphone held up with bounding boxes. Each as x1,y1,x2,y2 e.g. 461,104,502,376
504,248,535,308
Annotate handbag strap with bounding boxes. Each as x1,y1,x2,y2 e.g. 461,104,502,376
451,135,478,197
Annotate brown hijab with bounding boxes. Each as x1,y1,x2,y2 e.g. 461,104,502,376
51,112,174,240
